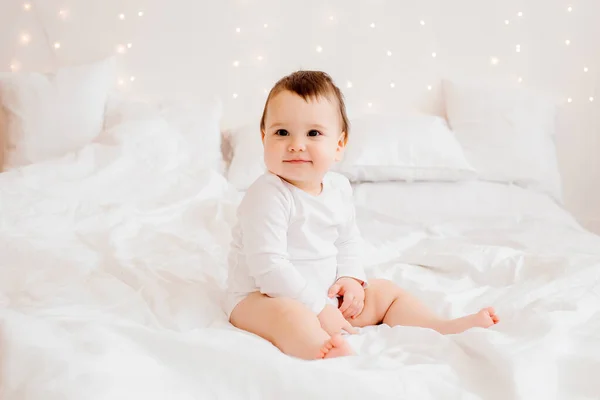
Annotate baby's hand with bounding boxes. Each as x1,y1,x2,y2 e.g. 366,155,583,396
317,304,357,336
328,277,365,319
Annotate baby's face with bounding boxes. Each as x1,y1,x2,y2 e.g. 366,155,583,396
262,90,345,193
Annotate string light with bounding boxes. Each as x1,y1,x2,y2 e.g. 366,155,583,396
29,6,593,123
10,61,20,72
20,33,31,45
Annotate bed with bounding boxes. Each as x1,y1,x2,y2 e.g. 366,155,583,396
1,59,600,400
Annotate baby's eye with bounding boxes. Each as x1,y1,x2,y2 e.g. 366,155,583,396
307,130,321,137
275,129,289,136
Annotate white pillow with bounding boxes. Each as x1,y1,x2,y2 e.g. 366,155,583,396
442,78,562,201
223,123,265,190
333,114,476,182
104,94,224,171
0,57,116,168
224,114,475,190
103,93,160,129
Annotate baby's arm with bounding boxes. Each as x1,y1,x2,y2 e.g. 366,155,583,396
334,181,368,285
238,180,327,315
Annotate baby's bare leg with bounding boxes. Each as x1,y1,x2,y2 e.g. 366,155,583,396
229,292,353,360
349,279,499,334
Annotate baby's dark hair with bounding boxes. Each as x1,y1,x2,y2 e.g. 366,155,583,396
260,71,350,143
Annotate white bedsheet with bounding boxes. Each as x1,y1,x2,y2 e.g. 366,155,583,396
1,119,600,399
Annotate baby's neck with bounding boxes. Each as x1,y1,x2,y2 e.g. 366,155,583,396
279,176,323,196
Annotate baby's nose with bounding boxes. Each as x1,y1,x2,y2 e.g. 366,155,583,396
288,138,306,151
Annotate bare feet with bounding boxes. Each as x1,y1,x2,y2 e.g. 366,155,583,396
319,334,355,359
437,307,500,335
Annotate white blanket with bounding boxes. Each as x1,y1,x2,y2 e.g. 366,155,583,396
1,120,600,400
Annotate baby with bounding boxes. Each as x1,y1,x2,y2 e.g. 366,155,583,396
224,71,499,360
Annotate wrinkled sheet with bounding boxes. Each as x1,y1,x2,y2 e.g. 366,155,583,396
1,119,600,400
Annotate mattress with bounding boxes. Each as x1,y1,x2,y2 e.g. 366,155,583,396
1,126,599,399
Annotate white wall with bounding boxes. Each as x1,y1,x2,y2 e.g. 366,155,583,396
1,0,599,229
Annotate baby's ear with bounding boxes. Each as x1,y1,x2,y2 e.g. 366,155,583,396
338,131,347,147
335,132,347,161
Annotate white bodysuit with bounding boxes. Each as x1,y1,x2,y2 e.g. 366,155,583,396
223,171,368,318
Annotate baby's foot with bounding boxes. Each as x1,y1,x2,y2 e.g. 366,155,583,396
438,307,500,335
319,334,355,359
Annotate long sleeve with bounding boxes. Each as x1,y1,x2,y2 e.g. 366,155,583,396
238,180,327,314
334,182,368,285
